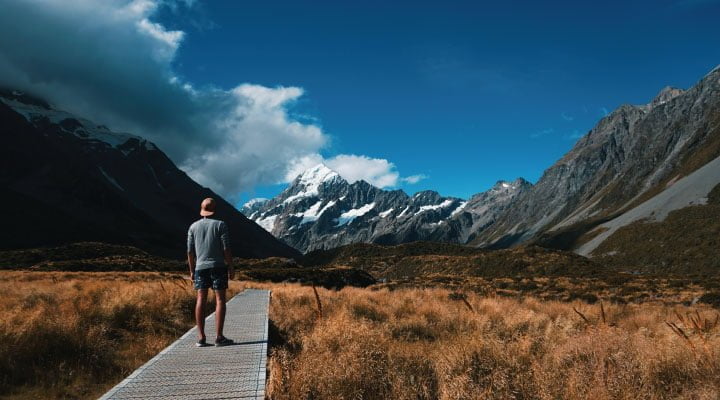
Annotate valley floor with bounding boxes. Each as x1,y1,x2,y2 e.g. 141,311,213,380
1,271,719,399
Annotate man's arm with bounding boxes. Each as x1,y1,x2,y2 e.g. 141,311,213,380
224,248,234,280
221,222,233,280
187,227,195,280
187,251,196,280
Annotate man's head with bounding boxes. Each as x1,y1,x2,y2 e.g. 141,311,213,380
200,197,216,217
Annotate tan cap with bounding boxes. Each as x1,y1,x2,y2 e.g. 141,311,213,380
200,197,216,217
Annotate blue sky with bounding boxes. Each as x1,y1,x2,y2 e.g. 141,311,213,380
160,0,720,203
157,0,720,202
3,1,717,205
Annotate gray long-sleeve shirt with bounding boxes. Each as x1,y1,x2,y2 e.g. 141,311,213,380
187,217,230,270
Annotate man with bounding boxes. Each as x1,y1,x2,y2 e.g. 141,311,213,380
187,197,235,347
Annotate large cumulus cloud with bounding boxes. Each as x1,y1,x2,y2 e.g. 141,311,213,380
0,0,421,198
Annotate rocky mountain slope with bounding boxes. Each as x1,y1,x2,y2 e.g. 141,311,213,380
0,89,299,259
471,65,720,256
241,164,529,252
246,65,720,264
588,182,720,274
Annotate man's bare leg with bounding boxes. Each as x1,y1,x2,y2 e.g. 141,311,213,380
214,289,227,338
196,289,208,340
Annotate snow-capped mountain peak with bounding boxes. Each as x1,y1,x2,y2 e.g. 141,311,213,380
242,162,531,251
281,164,345,205
0,90,156,153
243,197,269,208
241,198,270,218
295,163,342,186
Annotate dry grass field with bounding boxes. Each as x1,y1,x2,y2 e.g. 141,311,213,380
0,271,242,399
1,271,719,399
267,284,720,400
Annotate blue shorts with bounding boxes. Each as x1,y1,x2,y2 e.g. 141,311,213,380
194,267,228,290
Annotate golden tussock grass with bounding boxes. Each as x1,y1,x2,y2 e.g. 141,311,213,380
266,284,720,400
2,271,719,399
0,271,242,399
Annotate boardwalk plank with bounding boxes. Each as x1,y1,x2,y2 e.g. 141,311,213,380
100,289,270,400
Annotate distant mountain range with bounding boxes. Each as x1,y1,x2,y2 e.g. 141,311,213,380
241,163,530,252
245,66,720,264
0,89,299,259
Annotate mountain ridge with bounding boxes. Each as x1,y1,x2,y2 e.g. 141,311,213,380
241,163,530,252
472,65,720,254
0,88,300,259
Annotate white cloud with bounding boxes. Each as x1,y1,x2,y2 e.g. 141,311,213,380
234,85,304,109
561,112,574,121
401,174,428,184
136,19,184,60
325,155,400,188
181,84,329,195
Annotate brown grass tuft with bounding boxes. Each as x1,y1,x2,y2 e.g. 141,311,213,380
312,284,323,319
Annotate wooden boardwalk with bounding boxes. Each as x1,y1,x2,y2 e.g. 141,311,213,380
100,289,270,400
